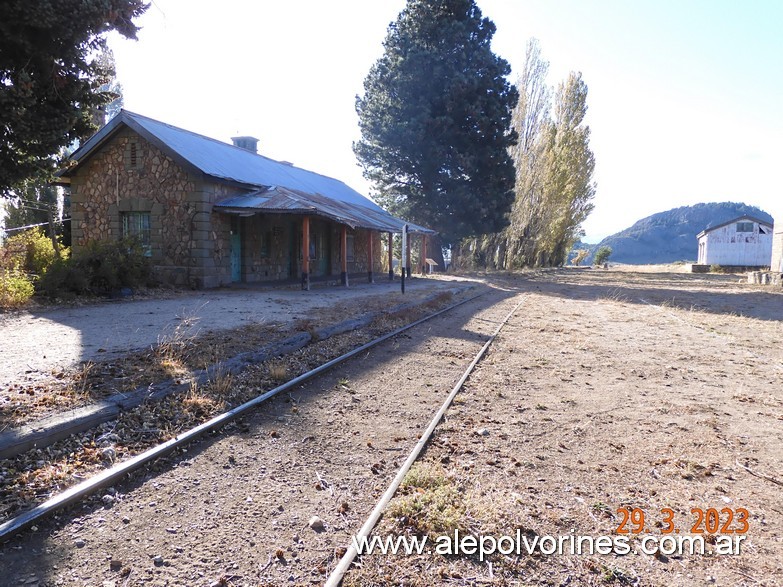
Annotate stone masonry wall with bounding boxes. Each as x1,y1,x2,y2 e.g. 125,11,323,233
193,183,246,288
351,229,381,275
69,128,200,285
242,215,294,282
68,126,386,288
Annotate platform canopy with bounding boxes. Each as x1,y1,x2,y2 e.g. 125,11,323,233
214,187,433,234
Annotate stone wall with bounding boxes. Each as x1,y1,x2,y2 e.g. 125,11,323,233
69,128,200,285
238,217,383,283
242,215,295,282
192,183,246,288
351,229,381,275
68,126,386,288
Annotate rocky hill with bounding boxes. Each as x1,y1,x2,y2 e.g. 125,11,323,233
587,202,773,264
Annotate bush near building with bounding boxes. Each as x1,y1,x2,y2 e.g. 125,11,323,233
0,228,62,275
0,269,35,309
39,238,153,298
0,230,153,306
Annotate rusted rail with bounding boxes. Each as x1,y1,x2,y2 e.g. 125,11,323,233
325,296,524,587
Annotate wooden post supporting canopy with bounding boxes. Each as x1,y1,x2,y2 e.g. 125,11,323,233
340,225,348,287
406,231,412,278
302,216,310,291
388,232,394,281
421,235,427,275
367,231,374,283
401,224,407,294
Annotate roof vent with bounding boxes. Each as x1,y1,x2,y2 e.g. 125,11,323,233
231,136,259,154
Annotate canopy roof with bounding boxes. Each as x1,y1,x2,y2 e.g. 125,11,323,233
215,186,433,234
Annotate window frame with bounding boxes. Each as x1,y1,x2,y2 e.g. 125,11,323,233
121,211,152,256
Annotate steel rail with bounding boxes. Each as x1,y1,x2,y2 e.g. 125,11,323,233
0,290,488,541
325,296,524,587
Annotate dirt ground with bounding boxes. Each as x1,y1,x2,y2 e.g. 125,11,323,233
0,277,461,390
349,269,783,586
0,277,467,428
1,268,781,586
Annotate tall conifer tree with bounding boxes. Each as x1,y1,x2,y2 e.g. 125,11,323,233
354,0,518,244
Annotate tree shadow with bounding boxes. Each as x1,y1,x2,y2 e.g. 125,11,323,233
517,269,783,322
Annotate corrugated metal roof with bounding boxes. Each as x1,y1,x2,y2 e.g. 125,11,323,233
696,215,773,238
215,187,434,234
65,110,433,234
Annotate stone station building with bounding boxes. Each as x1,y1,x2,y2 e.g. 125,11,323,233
58,111,432,289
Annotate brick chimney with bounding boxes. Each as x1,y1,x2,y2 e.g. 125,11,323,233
231,136,259,154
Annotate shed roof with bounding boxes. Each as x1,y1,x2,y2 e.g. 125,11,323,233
62,110,433,234
696,215,773,239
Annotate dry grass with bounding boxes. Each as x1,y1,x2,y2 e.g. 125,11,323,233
68,360,96,400
387,462,467,538
266,361,289,383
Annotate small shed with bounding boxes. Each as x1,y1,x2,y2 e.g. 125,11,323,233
696,215,773,267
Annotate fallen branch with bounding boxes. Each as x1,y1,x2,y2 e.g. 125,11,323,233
736,460,783,487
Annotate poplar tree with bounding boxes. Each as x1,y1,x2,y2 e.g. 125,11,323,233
0,0,148,198
537,72,596,265
458,41,596,268
505,39,552,266
354,0,518,244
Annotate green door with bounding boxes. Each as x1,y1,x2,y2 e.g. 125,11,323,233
230,227,241,282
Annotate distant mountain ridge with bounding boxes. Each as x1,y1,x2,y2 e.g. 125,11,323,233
590,202,773,265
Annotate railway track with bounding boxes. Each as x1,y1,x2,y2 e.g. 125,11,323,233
1,287,522,585
325,297,522,587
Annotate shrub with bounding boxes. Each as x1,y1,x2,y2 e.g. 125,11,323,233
0,269,35,309
38,257,89,298
572,249,590,266
38,237,153,297
594,246,613,266
0,228,65,276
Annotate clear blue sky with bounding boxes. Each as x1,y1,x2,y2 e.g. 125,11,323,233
109,0,782,243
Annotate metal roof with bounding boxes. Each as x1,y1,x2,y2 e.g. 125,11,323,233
64,110,434,234
215,186,434,234
696,215,773,239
